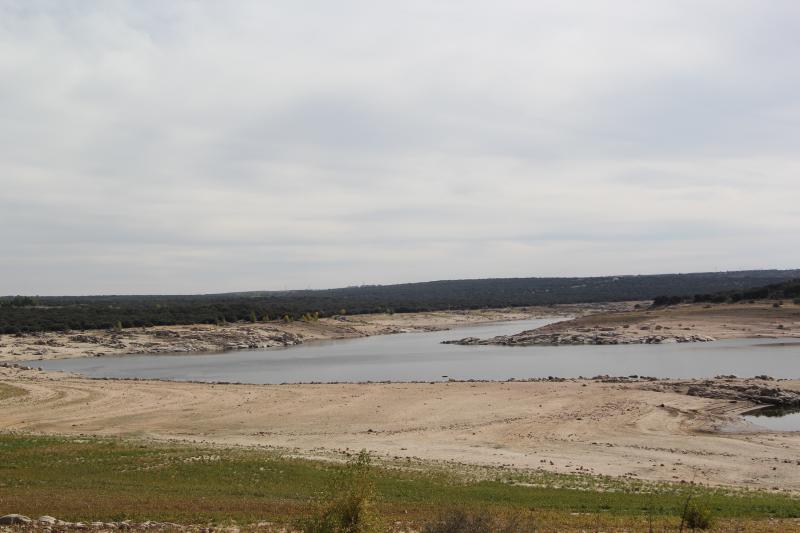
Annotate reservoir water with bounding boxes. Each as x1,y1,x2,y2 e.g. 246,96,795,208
742,406,800,432
34,318,800,384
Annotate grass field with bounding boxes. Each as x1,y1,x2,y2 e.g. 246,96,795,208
1,434,799,531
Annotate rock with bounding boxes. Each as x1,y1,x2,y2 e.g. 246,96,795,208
38,516,58,525
442,336,481,345
0,515,32,525
657,381,800,408
443,329,719,347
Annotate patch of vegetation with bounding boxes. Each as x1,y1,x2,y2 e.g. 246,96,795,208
3,270,800,333
0,296,38,308
302,450,382,533
422,508,538,533
681,500,714,531
653,278,800,308
0,382,26,401
1,434,799,531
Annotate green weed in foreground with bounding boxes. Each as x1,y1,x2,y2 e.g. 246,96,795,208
0,434,798,528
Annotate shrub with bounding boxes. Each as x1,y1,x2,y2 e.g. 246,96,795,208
681,501,713,531
302,450,381,533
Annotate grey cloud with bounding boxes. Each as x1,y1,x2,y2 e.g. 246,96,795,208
1,0,799,294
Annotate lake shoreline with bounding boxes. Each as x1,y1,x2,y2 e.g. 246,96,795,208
3,363,799,491
0,302,634,362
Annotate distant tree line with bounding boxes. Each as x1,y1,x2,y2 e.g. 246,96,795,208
2,269,800,333
652,279,800,307
0,296,38,308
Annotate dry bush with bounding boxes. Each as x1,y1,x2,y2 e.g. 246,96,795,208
423,508,536,533
302,450,382,533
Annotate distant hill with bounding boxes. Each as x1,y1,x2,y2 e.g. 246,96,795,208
2,269,800,333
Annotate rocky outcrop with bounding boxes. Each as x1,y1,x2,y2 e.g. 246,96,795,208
644,380,800,408
443,331,715,346
0,362,39,370
0,515,31,526
115,328,304,354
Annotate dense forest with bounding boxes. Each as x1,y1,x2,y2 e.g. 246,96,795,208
652,278,800,307
2,269,799,333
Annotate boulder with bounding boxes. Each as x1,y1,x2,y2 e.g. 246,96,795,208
0,515,32,525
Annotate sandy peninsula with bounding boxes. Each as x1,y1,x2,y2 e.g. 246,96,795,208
450,301,800,346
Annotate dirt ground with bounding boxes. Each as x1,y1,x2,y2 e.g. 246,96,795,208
2,365,799,492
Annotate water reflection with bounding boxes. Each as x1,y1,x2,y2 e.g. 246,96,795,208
742,405,800,432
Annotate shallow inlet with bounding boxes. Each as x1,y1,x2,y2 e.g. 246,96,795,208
742,405,800,432
33,318,800,384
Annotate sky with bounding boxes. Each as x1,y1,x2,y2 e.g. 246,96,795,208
1,1,799,295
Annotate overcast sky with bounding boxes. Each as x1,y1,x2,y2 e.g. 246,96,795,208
2,1,799,295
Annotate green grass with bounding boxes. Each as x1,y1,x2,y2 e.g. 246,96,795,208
0,434,798,529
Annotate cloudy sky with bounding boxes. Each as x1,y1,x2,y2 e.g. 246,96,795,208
2,1,799,295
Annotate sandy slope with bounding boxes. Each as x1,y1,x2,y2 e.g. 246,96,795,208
2,366,798,492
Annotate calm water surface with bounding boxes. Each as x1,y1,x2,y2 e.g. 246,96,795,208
34,318,800,384
742,406,800,432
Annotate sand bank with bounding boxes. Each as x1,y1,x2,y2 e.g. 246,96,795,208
2,365,798,492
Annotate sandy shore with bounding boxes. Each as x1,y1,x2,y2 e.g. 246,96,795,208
2,365,799,492
0,304,633,363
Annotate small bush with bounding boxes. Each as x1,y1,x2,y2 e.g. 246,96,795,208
302,450,381,533
683,501,713,530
